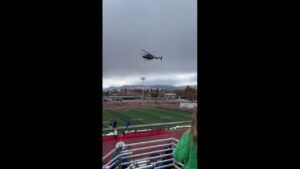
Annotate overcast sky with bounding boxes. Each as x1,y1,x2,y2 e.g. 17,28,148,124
103,0,197,88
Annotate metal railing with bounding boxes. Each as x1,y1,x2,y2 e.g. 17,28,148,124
103,138,184,169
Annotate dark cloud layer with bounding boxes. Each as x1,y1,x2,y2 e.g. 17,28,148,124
103,0,197,86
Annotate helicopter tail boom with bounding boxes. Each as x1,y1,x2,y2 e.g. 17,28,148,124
155,56,162,60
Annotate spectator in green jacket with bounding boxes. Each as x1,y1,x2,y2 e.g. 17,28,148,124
172,108,197,169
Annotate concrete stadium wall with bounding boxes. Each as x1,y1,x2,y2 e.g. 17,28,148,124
180,102,197,109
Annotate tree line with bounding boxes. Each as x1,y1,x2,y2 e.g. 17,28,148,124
103,86,197,101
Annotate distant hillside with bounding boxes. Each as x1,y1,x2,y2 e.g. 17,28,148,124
103,84,197,91
175,85,197,90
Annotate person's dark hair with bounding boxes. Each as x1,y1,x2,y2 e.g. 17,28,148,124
189,108,197,146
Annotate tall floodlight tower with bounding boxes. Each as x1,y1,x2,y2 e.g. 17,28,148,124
141,77,146,100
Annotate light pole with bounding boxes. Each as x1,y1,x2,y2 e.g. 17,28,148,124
141,77,146,100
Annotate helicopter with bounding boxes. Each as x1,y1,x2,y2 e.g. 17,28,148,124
141,49,162,61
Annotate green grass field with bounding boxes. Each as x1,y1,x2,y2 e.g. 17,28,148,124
102,107,192,129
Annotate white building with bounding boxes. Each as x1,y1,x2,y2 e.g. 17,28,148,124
165,93,176,100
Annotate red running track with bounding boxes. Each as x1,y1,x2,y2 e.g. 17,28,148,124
103,129,170,142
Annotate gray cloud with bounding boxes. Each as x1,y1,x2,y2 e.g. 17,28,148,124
103,0,197,87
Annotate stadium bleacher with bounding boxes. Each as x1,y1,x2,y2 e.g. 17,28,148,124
103,137,184,169
103,128,186,169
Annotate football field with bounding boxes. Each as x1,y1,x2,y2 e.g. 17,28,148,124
102,107,192,129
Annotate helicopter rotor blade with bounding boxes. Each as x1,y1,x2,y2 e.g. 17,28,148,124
142,49,150,54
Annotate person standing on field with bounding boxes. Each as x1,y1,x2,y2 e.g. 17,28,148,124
124,119,129,128
112,119,118,129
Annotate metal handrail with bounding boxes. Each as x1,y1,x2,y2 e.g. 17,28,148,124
104,161,117,169
103,152,132,168
121,143,175,154
103,137,183,169
124,138,177,147
155,163,174,169
127,164,154,169
103,138,177,162
174,164,181,169
121,148,173,159
121,154,172,166
176,161,184,167
152,158,173,165
103,147,117,160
